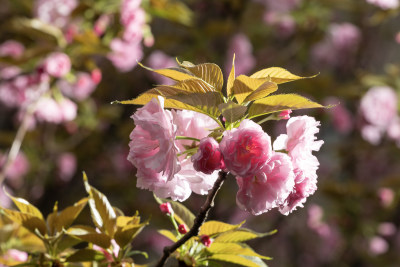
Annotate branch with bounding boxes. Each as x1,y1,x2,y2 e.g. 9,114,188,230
155,170,228,267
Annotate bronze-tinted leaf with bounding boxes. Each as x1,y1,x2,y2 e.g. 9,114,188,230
138,63,194,82
67,225,111,248
218,102,247,123
232,75,270,104
4,190,43,219
250,67,317,84
65,248,106,262
243,81,278,102
178,61,224,91
1,208,47,236
227,55,236,97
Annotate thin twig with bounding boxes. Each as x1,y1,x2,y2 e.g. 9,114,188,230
155,171,228,267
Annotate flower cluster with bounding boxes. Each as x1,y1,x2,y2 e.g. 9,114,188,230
128,96,323,215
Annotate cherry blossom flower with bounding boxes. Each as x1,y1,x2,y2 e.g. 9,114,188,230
273,116,324,215
236,152,295,215
369,236,389,255
43,52,71,78
58,72,97,101
0,40,25,58
366,0,399,9
220,119,272,177
34,0,78,28
108,38,143,72
192,137,225,174
57,152,77,182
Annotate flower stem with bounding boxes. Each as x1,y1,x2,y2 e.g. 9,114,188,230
155,171,228,267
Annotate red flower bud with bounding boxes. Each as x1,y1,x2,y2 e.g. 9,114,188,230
91,69,102,84
192,137,225,174
200,235,212,247
178,224,188,234
159,202,173,215
279,109,292,120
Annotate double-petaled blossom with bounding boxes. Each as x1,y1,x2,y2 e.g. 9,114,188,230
34,96,77,123
128,97,219,201
236,152,295,215
34,0,77,28
58,72,98,101
43,52,71,78
220,119,272,178
273,116,324,215
192,137,225,174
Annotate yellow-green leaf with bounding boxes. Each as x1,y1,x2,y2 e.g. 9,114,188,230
199,221,243,236
218,102,247,123
4,190,43,219
178,61,224,91
169,201,195,228
67,225,111,248
114,219,148,249
243,82,278,102
148,0,193,26
1,208,47,236
138,62,194,82
214,229,277,243
208,254,264,267
250,67,317,84
227,54,235,97
169,92,224,119
207,243,271,260
158,229,178,242
53,197,88,233
248,94,324,118
232,75,270,104
83,173,116,237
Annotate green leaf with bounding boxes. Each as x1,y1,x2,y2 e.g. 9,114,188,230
232,76,270,104
250,67,317,84
227,54,235,97
208,254,265,267
158,229,178,242
0,208,47,236
243,82,278,102
4,190,43,219
114,216,148,249
218,102,247,123
83,173,116,237
199,221,244,236
169,201,196,228
148,0,193,26
248,94,325,119
67,225,111,248
207,243,271,260
65,248,105,262
169,92,224,119
9,18,66,48
214,229,277,243
178,61,224,91
138,62,194,82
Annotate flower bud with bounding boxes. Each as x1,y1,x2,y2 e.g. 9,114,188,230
91,69,102,84
178,224,188,234
279,109,292,120
159,202,173,215
192,137,225,174
200,235,212,247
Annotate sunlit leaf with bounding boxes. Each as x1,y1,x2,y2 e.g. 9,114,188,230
208,254,264,267
0,208,47,236
243,82,278,102
4,190,43,219
53,197,88,232
248,94,325,118
214,229,277,243
114,217,148,249
83,173,116,237
178,61,224,91
232,75,270,104
67,225,111,248
199,221,244,236
218,102,247,123
207,243,271,260
158,229,178,242
169,92,224,119
250,67,317,84
227,54,235,97
138,62,194,82
66,248,105,262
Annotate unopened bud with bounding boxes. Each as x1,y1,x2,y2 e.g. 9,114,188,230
279,109,292,120
200,235,212,247
178,224,188,234
159,202,173,215
91,69,102,84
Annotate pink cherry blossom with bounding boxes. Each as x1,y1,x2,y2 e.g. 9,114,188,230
122,8,146,42
120,0,143,26
263,12,296,37
91,69,102,84
160,202,173,215
34,0,78,28
273,116,324,215
369,236,389,255
59,97,77,121
2,249,28,263
108,38,143,72
0,152,30,186
378,222,396,236
57,152,77,182
0,40,25,58
146,50,177,85
58,72,97,101
192,137,225,174
34,97,63,123
236,152,295,215
43,52,71,78
220,119,272,177
93,15,111,37
225,34,255,76
366,0,399,9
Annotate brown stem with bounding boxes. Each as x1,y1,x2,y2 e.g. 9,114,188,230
155,171,228,267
